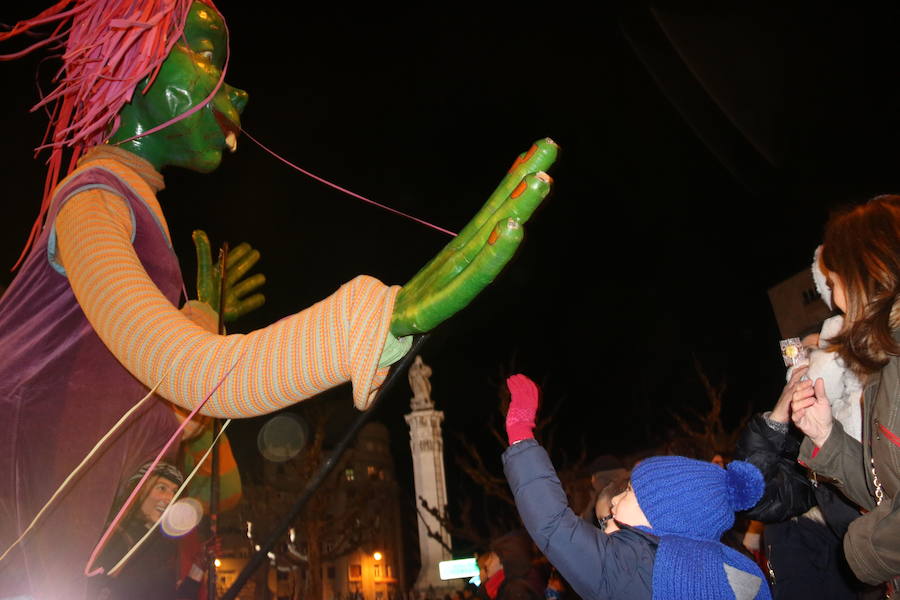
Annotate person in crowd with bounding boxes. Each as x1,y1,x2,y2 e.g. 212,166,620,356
579,457,629,529
544,566,570,600
503,373,771,599
490,529,547,600
736,366,875,598
477,549,505,600
734,245,879,598
91,461,207,599
792,195,900,588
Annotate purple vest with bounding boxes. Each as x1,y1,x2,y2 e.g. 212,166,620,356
0,163,182,598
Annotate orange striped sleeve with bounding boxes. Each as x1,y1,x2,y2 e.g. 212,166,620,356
55,187,398,417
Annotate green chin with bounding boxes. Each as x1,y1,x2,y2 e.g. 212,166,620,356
183,147,225,174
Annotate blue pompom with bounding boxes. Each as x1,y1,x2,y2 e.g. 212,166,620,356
725,460,764,511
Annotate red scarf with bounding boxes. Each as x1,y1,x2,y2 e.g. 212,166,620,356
484,570,505,599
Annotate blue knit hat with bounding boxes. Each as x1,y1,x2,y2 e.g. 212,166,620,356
630,456,763,540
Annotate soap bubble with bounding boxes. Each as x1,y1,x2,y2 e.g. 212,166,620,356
258,413,308,462
161,497,203,537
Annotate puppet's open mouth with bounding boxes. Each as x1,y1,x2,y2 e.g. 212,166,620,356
214,110,239,153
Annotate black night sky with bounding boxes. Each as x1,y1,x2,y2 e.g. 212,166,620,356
3,5,900,543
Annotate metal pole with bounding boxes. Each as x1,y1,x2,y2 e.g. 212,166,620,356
208,243,229,599
221,335,428,600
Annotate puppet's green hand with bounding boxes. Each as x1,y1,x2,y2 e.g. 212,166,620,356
391,138,557,337
193,230,266,323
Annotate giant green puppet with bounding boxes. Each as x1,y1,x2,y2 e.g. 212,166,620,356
0,2,555,597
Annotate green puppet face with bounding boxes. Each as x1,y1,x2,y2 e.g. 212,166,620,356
109,1,247,173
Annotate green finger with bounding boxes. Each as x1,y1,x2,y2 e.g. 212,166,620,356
431,172,550,291
225,242,251,270
193,230,219,309
224,293,266,322
451,138,557,250
229,273,266,300
406,171,551,297
225,248,261,288
391,218,523,336
401,139,557,298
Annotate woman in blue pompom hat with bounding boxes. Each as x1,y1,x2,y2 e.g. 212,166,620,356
502,373,772,600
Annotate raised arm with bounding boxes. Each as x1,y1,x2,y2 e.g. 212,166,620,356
55,177,396,416
501,375,653,599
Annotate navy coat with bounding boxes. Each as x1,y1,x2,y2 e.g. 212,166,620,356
503,439,657,600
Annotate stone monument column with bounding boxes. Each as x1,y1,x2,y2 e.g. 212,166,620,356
404,356,451,592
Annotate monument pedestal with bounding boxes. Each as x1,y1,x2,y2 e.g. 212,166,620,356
404,356,452,593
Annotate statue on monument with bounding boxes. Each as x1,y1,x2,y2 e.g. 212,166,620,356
409,355,433,410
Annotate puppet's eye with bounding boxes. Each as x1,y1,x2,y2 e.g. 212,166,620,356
199,50,214,61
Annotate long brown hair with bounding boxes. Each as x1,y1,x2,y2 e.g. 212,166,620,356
822,195,900,374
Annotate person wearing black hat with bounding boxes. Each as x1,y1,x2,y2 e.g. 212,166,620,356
91,461,204,600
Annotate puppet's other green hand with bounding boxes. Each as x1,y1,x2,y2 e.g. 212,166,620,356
391,138,557,337
193,230,266,323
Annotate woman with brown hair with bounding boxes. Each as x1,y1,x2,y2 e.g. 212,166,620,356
792,194,900,587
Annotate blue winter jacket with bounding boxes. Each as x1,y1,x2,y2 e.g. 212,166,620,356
504,440,770,600
503,439,657,600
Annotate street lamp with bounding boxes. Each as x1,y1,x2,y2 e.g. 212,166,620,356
373,551,383,561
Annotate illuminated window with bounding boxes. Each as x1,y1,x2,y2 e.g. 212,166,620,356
345,468,355,481
349,564,362,580
367,465,377,477
374,564,382,577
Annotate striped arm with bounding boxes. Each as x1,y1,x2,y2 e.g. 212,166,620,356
55,189,398,417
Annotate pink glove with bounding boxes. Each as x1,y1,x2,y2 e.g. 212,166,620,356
506,374,539,445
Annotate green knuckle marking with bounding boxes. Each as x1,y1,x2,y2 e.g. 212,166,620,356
403,172,550,299
403,139,556,297
452,138,557,247
426,172,548,291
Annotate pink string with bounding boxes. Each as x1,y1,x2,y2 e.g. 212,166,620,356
240,128,457,238
84,350,244,577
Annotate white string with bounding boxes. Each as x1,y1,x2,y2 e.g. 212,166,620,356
107,419,232,576
0,367,172,563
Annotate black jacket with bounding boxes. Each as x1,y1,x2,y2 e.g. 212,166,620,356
735,414,817,523
736,413,862,536
735,414,876,599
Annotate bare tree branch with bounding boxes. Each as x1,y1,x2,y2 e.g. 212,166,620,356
453,436,516,506
663,357,753,460
416,497,453,554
